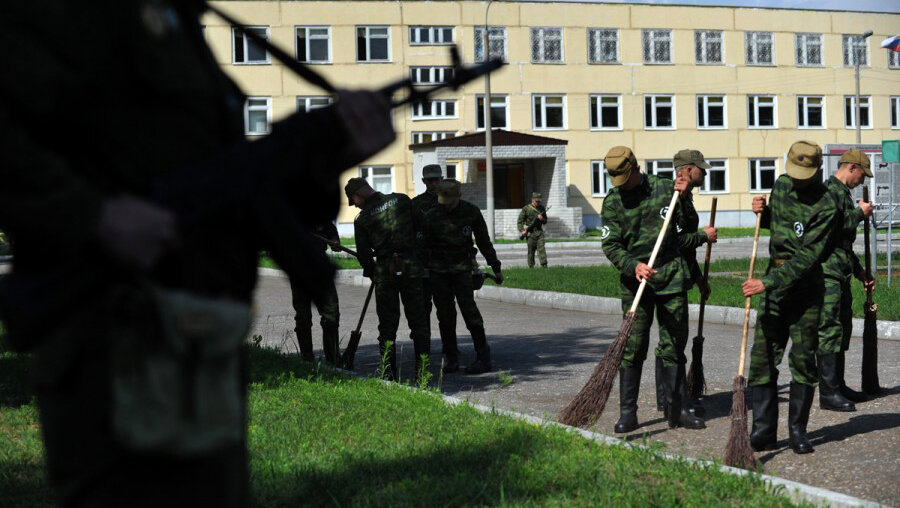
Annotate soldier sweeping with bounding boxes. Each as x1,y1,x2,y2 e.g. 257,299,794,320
518,192,549,267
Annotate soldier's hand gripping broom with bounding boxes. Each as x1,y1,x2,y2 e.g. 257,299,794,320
723,212,762,470
558,191,681,428
861,186,882,395
686,197,718,399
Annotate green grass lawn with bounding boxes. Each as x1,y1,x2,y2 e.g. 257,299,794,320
0,347,802,507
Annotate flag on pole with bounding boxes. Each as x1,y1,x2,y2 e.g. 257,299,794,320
881,35,900,52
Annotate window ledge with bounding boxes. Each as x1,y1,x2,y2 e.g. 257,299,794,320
233,61,271,66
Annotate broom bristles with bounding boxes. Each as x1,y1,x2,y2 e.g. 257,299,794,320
558,312,636,428
685,336,707,398
723,375,759,470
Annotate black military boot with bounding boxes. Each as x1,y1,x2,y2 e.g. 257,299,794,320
295,327,315,362
466,346,493,375
836,352,868,403
378,341,397,381
818,354,855,412
788,383,815,454
321,324,340,366
413,335,431,378
614,366,642,433
654,356,665,411
750,383,778,451
440,321,460,373
662,364,705,429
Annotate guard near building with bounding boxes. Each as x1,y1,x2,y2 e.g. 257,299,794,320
423,179,503,374
817,149,874,411
599,146,705,433
412,164,443,339
291,221,341,364
347,178,430,379
743,141,838,454
517,192,548,268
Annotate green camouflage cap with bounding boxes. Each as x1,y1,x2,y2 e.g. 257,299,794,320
344,177,369,201
604,146,637,186
785,141,822,180
422,164,443,179
531,192,542,199
673,149,711,170
437,178,462,204
839,149,873,177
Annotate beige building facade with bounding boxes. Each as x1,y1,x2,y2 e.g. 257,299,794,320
204,0,900,235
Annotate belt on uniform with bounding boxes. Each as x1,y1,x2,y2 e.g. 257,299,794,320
772,258,789,267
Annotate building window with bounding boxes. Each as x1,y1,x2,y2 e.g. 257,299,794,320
745,31,773,65
748,95,776,128
589,94,621,130
410,66,454,85
699,159,728,194
695,30,723,64
591,161,612,196
233,27,269,64
588,28,619,64
297,96,332,113
359,166,393,194
476,94,508,129
445,162,458,180
531,27,563,63
411,131,456,145
533,94,566,130
644,95,674,129
643,29,672,64
244,97,271,135
843,35,868,67
295,26,330,63
891,97,900,129
697,95,726,129
795,33,823,66
357,26,390,62
749,159,776,192
411,99,457,120
475,26,507,62
797,96,824,128
845,96,871,129
409,26,454,45
890,51,900,69
647,160,675,180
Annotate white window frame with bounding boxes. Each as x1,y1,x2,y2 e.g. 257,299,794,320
409,26,454,45
411,99,457,120
695,30,723,65
589,94,622,131
410,66,455,85
797,95,825,129
842,34,869,67
588,28,619,64
642,29,672,64
891,96,900,129
359,166,394,194
590,160,613,197
532,94,567,130
297,96,333,113
644,94,675,130
890,50,900,69
531,27,564,64
244,97,271,135
795,33,823,67
357,26,391,63
232,26,269,65
747,95,777,129
474,26,508,63
697,94,726,130
698,159,729,194
295,26,331,64
476,94,509,130
646,160,675,180
749,159,777,193
745,31,774,66
844,95,872,129
411,131,456,145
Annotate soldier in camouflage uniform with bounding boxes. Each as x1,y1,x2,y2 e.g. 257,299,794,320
423,179,503,374
346,178,429,379
600,146,705,433
517,192,548,268
817,149,875,411
743,141,839,454
291,221,341,364
411,164,443,341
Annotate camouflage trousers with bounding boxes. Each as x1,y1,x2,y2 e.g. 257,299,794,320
291,279,340,361
431,271,488,358
817,276,852,355
620,288,688,369
748,282,823,387
527,230,547,268
422,274,434,339
374,274,429,351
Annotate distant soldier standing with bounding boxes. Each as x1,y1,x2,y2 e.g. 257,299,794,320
816,149,875,411
600,146,704,433
518,192,548,267
346,178,430,379
423,179,503,374
291,221,341,364
743,141,838,454
412,164,444,339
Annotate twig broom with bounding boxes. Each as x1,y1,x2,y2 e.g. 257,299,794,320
559,191,680,428
723,212,762,470
686,197,717,398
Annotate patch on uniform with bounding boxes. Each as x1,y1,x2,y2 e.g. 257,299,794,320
676,223,683,233
659,206,669,219
793,221,805,238
462,225,472,236
600,226,610,239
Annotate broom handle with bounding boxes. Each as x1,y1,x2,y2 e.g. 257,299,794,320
629,191,681,313
737,212,763,377
697,197,718,337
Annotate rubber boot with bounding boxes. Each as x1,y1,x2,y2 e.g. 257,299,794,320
836,352,867,403
614,366,642,433
750,383,778,451
378,341,397,381
295,327,315,362
321,323,340,366
788,383,815,454
818,354,855,412
662,364,705,429
466,345,492,375
654,356,665,411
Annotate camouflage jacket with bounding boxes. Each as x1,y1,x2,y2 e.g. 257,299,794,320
354,192,424,282
759,174,838,299
678,192,709,286
821,176,865,281
423,200,501,274
411,190,439,247
600,174,698,295
517,204,547,233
